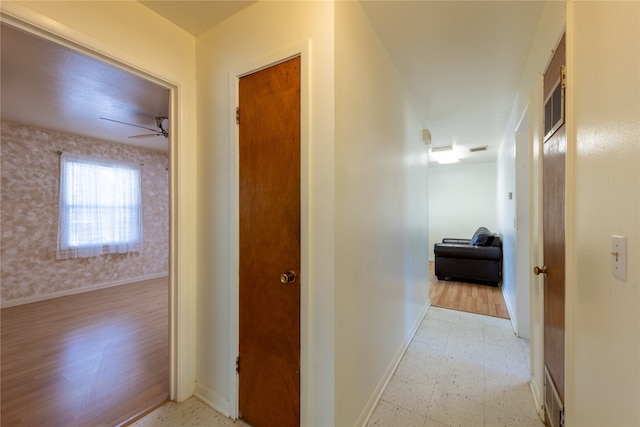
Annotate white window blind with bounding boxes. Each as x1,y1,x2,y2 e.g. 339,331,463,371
57,153,142,259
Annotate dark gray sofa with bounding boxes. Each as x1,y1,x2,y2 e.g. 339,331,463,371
433,227,502,286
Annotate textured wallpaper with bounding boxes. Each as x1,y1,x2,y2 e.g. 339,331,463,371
1,122,169,304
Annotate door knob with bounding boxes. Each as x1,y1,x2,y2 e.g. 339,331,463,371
533,265,547,276
280,270,296,284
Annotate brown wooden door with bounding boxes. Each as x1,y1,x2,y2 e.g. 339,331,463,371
542,34,565,427
238,56,301,427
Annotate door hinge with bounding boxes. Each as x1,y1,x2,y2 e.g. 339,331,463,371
559,408,565,426
236,106,240,125
560,65,567,89
236,355,240,374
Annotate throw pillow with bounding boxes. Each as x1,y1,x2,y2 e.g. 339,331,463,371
471,227,494,246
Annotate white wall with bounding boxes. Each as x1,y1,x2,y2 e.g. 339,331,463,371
194,2,335,425
498,1,565,410
514,108,531,339
566,2,640,425
334,3,429,425
496,123,516,315
429,162,498,258
0,0,198,402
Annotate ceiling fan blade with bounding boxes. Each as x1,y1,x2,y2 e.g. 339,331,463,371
100,117,159,133
128,133,161,139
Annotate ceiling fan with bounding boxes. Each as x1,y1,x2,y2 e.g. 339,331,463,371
100,116,169,139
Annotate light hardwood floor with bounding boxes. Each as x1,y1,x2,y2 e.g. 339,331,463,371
1,277,169,427
429,261,510,319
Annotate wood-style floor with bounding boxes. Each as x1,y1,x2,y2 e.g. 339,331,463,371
429,261,510,319
1,277,169,427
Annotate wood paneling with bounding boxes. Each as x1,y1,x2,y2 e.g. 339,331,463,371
429,262,510,319
0,278,169,427
544,34,566,99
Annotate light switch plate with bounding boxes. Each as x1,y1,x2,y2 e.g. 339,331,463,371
612,235,627,281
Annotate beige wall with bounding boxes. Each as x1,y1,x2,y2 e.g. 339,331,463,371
0,122,169,306
194,2,336,423
334,2,429,425
566,1,640,425
0,0,198,401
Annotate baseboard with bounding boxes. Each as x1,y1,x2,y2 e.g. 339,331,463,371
501,284,518,334
357,301,431,427
530,379,545,422
194,382,232,419
1,272,168,308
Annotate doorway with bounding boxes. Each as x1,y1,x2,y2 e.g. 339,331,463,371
0,20,174,425
514,106,532,339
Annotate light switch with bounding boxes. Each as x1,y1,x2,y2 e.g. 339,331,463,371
611,235,627,281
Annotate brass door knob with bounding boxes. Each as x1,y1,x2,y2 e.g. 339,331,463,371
533,265,547,276
280,270,296,284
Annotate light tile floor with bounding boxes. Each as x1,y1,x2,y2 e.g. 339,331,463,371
131,307,543,427
367,307,542,427
129,396,249,427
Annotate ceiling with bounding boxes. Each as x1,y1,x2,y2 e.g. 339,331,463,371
1,24,171,152
1,1,545,162
360,1,545,165
140,1,255,36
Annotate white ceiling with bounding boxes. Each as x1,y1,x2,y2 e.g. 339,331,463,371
140,0,255,36
1,1,546,163
360,1,545,165
1,24,171,152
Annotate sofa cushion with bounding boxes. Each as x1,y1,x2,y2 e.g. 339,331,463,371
471,227,494,246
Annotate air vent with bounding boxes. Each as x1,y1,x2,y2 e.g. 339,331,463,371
545,368,564,427
469,146,488,153
544,66,566,142
430,145,453,152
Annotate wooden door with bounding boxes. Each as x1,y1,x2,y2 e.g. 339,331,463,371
238,56,301,427
541,34,565,427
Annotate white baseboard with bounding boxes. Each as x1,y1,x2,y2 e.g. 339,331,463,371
501,284,518,335
194,382,233,419
529,379,545,422
357,301,431,427
1,272,168,308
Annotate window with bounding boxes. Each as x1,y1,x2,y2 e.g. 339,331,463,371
57,153,142,259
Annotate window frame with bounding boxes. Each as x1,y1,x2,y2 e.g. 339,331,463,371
56,153,143,259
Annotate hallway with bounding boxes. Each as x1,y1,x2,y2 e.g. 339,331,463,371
132,306,540,427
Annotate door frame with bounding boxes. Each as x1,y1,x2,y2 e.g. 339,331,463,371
0,8,184,401
514,105,532,340
228,40,310,420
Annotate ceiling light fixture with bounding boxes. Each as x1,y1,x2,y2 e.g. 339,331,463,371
430,145,459,164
